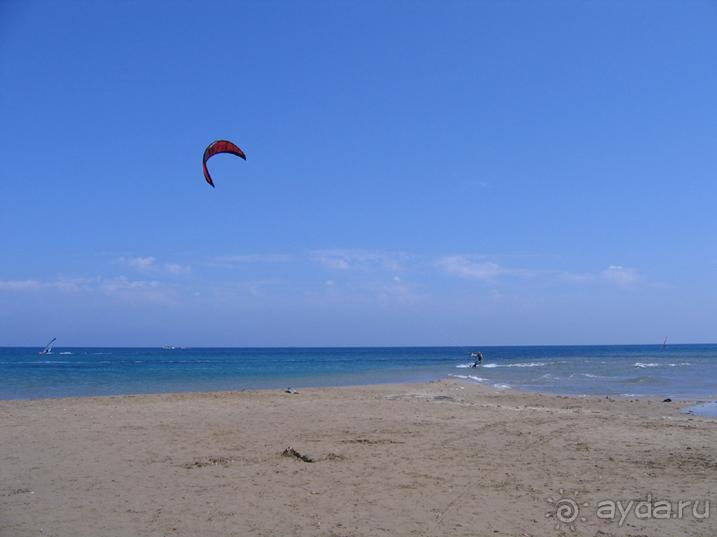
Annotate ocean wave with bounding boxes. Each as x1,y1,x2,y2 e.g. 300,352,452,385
634,362,691,368
492,383,511,390
449,374,486,382
129,359,216,365
59,352,73,355
26,360,74,365
455,363,474,368
625,376,657,384
483,362,547,369
579,373,617,379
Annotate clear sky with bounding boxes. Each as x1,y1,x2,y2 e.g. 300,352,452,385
1,1,716,346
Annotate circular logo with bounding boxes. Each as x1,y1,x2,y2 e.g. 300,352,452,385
554,498,580,523
546,489,589,532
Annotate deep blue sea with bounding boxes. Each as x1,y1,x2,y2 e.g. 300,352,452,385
2,345,717,401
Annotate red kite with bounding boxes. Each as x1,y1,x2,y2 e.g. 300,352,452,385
202,140,246,188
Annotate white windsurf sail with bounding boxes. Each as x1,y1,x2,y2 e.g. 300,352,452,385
39,337,57,355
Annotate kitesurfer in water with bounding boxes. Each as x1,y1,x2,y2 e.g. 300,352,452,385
471,351,483,367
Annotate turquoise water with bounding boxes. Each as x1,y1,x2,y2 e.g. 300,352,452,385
1,345,717,400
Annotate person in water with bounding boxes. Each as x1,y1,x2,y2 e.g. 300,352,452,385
471,351,483,367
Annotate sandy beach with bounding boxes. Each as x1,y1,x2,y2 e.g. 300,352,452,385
2,380,715,537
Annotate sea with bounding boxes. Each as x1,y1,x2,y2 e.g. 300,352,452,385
1,345,717,405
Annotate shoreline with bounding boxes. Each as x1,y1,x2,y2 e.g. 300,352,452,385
4,344,717,402
2,374,714,411
2,380,716,536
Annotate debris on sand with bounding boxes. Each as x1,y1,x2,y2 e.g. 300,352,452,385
663,398,672,403
340,438,404,445
180,457,234,469
7,488,33,496
282,447,314,463
285,388,299,394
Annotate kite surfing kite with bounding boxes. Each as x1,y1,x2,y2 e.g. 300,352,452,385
202,140,246,188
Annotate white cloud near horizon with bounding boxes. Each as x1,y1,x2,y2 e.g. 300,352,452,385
0,277,98,292
100,276,171,303
601,265,639,286
436,255,536,282
0,276,169,302
101,276,161,293
312,249,408,272
124,256,156,271
0,252,644,307
164,263,190,274
437,255,642,288
0,279,42,291
119,256,191,274
209,254,292,267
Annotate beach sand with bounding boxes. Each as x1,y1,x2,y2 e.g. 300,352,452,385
2,380,715,536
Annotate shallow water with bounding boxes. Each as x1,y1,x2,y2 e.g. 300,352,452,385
683,401,717,417
1,344,716,400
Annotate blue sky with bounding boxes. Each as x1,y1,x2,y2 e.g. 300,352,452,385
1,1,716,346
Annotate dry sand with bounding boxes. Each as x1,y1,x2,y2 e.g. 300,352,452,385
1,380,716,537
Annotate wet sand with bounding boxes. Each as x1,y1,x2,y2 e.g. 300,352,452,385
2,380,716,537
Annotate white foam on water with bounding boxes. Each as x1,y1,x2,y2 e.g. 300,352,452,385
539,373,560,380
483,362,546,368
492,383,511,390
634,362,692,368
59,352,73,355
455,363,474,368
449,374,486,382
580,373,617,379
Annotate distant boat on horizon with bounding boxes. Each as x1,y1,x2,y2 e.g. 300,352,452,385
161,344,178,350
38,337,57,355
